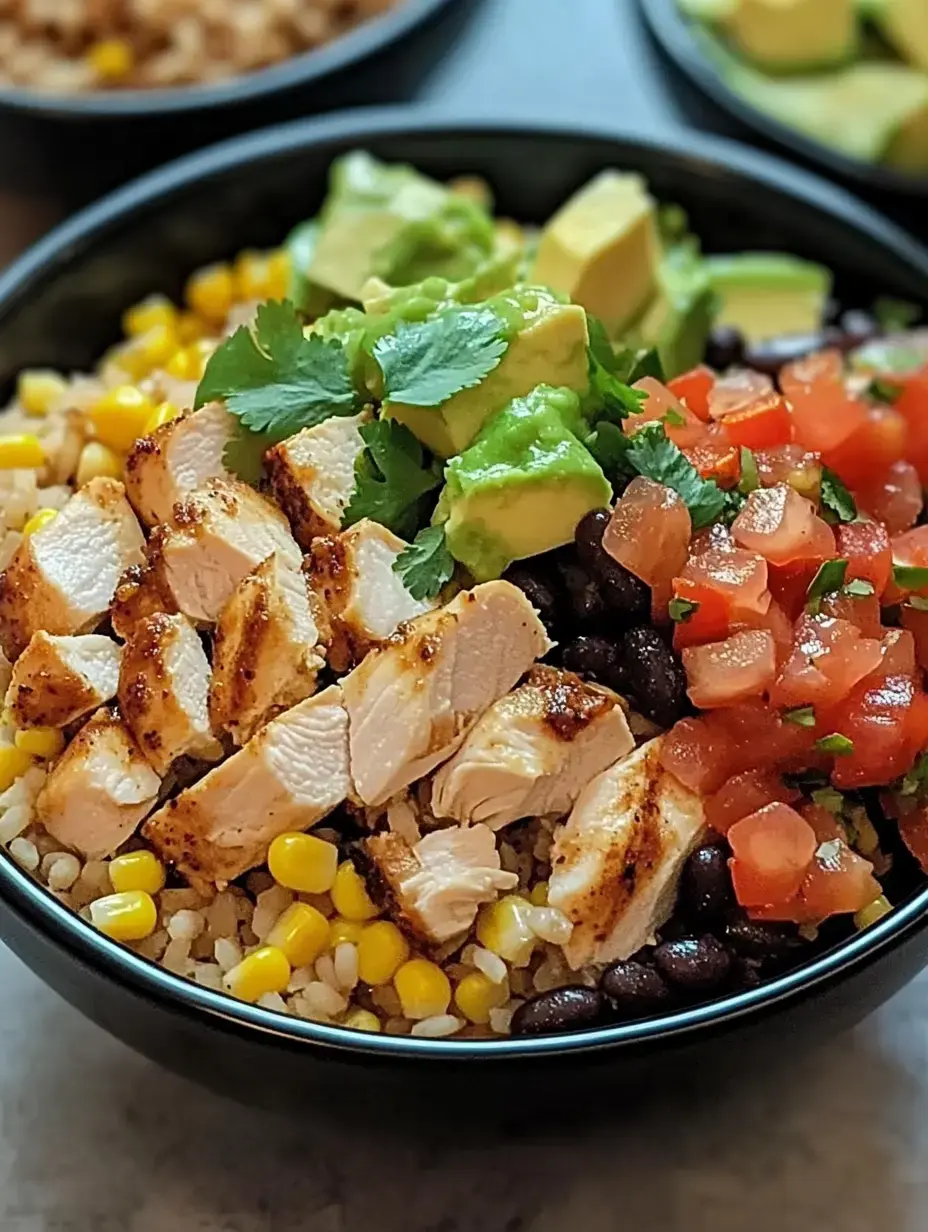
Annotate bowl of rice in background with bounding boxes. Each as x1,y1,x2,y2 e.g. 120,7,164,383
3,108,928,1117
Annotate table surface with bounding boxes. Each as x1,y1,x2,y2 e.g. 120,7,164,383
4,2,928,1229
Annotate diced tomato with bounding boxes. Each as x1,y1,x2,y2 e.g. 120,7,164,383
717,392,793,450
728,803,817,907
770,614,883,709
826,674,923,789
603,477,692,603
897,804,928,872
708,369,774,419
822,405,907,488
682,629,777,709
855,460,923,535
894,369,928,485
732,484,835,566
689,522,735,556
876,627,917,678
887,524,928,604
705,769,800,834
733,598,795,667
673,543,773,650
660,713,736,795
754,444,822,503
683,423,741,487
668,365,714,422
780,350,867,453
901,603,928,671
625,377,706,448
800,802,844,843
819,589,882,639
671,578,732,650
756,840,881,923
835,519,892,597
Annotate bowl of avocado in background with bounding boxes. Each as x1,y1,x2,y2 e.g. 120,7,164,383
3,108,928,1116
639,0,928,197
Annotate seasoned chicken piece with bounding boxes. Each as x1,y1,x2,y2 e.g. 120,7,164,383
124,401,235,526
307,518,437,672
363,825,518,946
149,477,301,624
110,562,177,641
144,684,350,892
548,737,707,969
266,411,369,549
210,554,325,746
35,709,161,859
6,632,121,728
343,580,551,808
0,478,144,660
431,666,634,829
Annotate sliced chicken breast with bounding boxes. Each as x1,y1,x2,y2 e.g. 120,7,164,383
210,553,326,746
144,684,350,892
35,709,161,859
266,411,369,549
548,737,707,970
307,518,437,672
124,401,235,526
149,477,301,624
432,666,634,830
110,561,178,641
118,612,222,776
342,580,551,808
363,825,518,946
0,478,144,660
6,632,121,728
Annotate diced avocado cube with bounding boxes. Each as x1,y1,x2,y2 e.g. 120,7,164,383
873,0,928,73
386,287,590,459
285,220,338,319
679,0,737,19
636,242,717,378
531,171,660,337
705,253,831,344
308,151,496,302
725,0,857,73
443,385,611,582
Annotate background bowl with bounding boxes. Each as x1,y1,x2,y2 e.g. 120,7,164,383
2,109,928,1113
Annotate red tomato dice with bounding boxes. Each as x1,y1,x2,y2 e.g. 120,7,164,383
901,603,928,671
770,614,884,709
705,769,800,835
732,484,835,566
823,405,907,488
603,476,692,594
668,365,714,421
827,674,922,789
754,839,880,922
754,443,822,503
708,369,774,419
728,803,817,907
671,578,732,650
624,377,706,448
683,423,741,487
855,460,923,535
894,369,928,485
897,804,928,872
683,629,777,709
818,589,883,639
835,519,892,597
780,350,867,453
717,393,794,450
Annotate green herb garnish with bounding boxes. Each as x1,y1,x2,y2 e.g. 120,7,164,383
869,377,903,405
811,786,845,815
393,524,456,601
806,559,849,613
668,597,699,623
587,421,634,487
873,296,922,333
373,307,507,407
625,422,727,529
907,595,928,612
664,407,687,427
342,420,442,538
784,706,816,728
738,446,760,495
819,467,857,525
586,316,648,421
815,733,855,756
901,751,928,797
844,578,875,598
893,564,928,591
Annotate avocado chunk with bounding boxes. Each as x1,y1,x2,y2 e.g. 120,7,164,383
285,220,339,319
636,242,717,378
679,0,736,19
873,0,928,72
531,171,660,337
386,287,590,459
724,0,857,73
308,151,496,302
442,385,611,582
705,253,831,344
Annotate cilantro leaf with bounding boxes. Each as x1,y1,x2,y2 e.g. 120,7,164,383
586,421,634,487
374,307,507,407
893,564,928,591
901,751,928,797
739,446,759,495
393,525,455,601
664,408,686,427
806,559,849,613
668,597,699,623
811,786,845,815
820,467,857,525
869,377,902,405
815,732,855,755
222,421,270,486
784,706,816,728
628,347,665,383
907,595,928,612
586,316,647,422
873,296,921,332
625,422,727,529
342,420,442,538
844,578,875,598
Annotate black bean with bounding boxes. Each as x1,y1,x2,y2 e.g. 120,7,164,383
678,844,733,924
705,325,745,370
561,635,627,691
620,626,688,728
504,564,561,634
556,560,607,627
728,957,763,991
575,511,649,619
574,508,612,564
744,333,825,377
510,987,607,1036
722,916,805,964
653,936,732,994
600,960,673,1019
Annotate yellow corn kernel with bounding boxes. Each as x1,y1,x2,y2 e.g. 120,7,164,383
176,311,208,344
327,917,365,949
0,746,34,792
14,726,64,760
122,294,178,339
343,1008,381,1033
109,849,166,895
89,890,157,941
0,434,44,470
266,249,291,300
357,920,409,986
529,881,549,907
165,348,197,380
233,250,274,302
394,958,451,1020
87,37,134,82
87,385,154,453
223,945,291,1002
18,370,66,418
454,971,508,1025
268,831,339,894
186,263,234,323
143,401,180,435
855,894,893,931
76,442,122,486
22,507,59,537
331,861,379,922
266,901,329,967
476,895,536,966
126,322,178,377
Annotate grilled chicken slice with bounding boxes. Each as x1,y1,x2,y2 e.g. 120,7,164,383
266,411,369,549
124,402,235,527
431,666,634,829
307,518,437,672
548,737,707,969
6,632,121,728
35,709,161,859
342,581,551,807
118,612,222,776
210,554,326,746
363,825,518,946
0,478,144,660
110,562,177,641
149,477,301,624
144,684,350,892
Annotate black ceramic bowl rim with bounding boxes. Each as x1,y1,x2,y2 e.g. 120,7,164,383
0,0,456,120
638,0,928,197
3,106,928,1062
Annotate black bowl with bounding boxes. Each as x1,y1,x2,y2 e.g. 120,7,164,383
638,0,928,199
2,108,928,1113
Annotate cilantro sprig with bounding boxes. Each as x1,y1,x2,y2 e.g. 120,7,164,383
668,596,699,623
819,467,857,525
815,733,855,756
342,420,442,539
626,422,728,529
374,308,507,407
784,706,816,728
393,525,456,601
